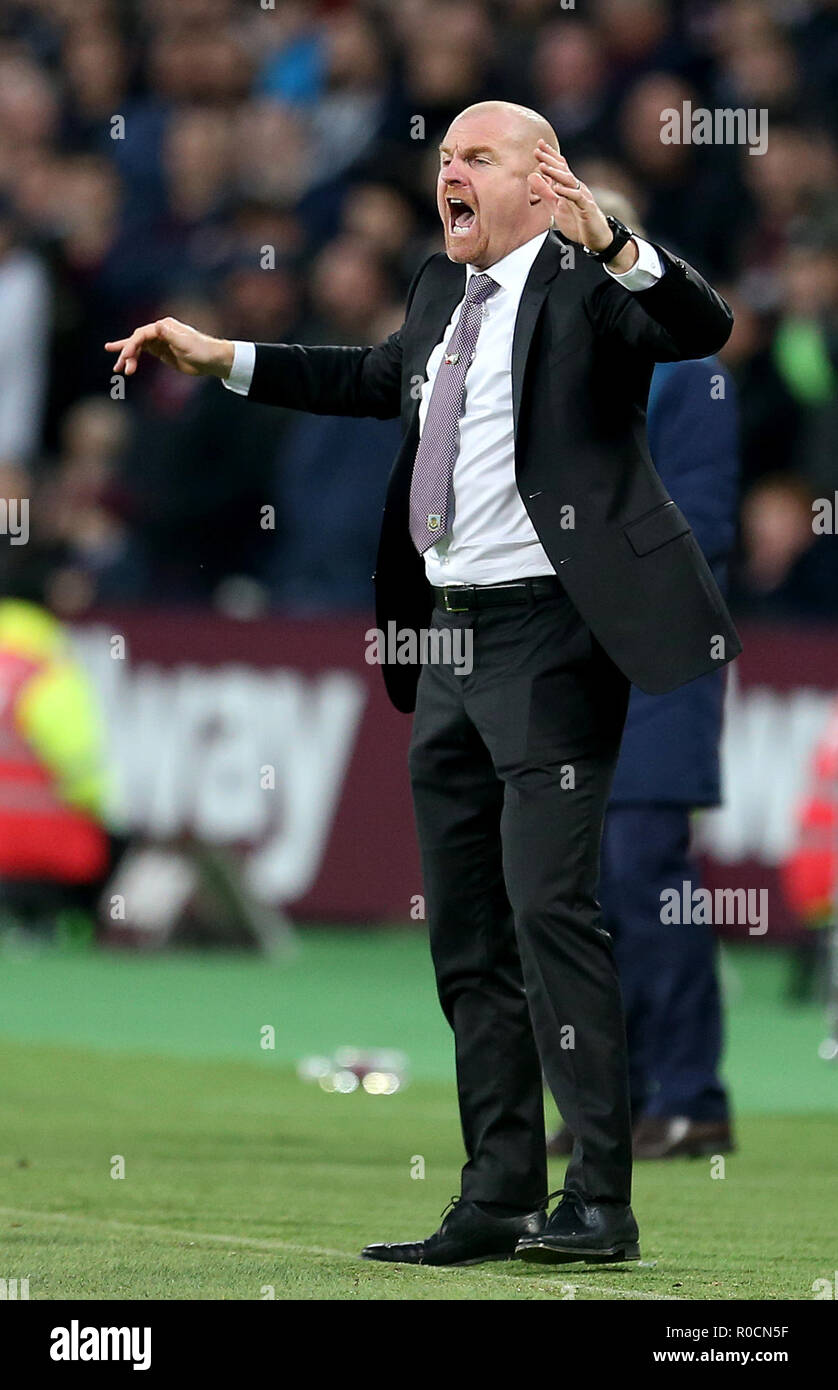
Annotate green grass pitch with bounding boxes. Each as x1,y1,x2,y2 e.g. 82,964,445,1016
0,930,835,1300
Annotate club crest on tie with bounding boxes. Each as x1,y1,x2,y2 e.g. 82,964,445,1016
427,513,442,531
444,352,459,365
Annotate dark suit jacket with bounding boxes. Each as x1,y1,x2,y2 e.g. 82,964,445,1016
610,358,739,807
245,231,742,713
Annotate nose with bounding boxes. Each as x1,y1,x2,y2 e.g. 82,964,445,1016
441,155,468,186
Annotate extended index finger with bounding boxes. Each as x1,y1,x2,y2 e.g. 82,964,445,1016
105,322,161,375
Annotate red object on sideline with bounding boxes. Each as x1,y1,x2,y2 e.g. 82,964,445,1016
0,651,108,884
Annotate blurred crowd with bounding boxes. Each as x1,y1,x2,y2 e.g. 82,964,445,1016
1,0,838,618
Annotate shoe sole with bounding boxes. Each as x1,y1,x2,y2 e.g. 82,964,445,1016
514,1240,641,1265
360,1251,514,1267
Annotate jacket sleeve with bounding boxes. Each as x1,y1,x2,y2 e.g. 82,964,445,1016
586,244,734,362
245,255,435,419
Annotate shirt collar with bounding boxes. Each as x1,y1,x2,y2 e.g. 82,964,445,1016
466,229,551,296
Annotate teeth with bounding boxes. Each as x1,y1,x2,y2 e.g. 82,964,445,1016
446,195,475,234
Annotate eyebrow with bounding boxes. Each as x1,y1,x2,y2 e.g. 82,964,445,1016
438,143,497,157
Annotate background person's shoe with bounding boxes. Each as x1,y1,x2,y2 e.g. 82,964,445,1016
361,1198,547,1266
546,1123,574,1157
515,1190,640,1265
633,1116,735,1160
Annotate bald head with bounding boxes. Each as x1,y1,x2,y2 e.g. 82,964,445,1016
453,101,559,156
437,100,560,269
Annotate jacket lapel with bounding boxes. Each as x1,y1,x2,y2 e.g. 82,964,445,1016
411,270,467,367
511,231,565,442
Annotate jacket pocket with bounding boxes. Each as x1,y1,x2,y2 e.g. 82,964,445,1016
623,501,691,556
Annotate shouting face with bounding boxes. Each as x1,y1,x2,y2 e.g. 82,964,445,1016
437,102,559,270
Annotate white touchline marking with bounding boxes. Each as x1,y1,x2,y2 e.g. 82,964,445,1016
0,1206,351,1261
0,1207,679,1299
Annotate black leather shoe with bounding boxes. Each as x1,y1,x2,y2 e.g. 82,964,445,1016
633,1116,735,1160
515,1189,640,1265
361,1198,547,1267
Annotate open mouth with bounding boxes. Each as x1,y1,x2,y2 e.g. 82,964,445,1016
446,195,476,236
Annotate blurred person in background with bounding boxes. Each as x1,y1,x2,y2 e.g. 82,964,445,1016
616,71,750,278
740,122,838,276
305,8,388,181
532,18,612,160
340,181,424,292
591,0,676,82
710,4,805,127
0,194,50,464
305,233,396,344
35,396,148,604
161,106,236,241
733,474,838,620
39,154,141,431
717,279,802,491
781,688,838,1037
773,208,838,500
120,287,291,605
374,0,496,197
267,234,404,610
0,49,59,175
548,190,739,1164
0,544,112,937
59,22,129,154
232,99,313,210
782,694,838,965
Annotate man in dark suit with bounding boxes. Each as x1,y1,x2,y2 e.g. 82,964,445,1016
107,100,739,1269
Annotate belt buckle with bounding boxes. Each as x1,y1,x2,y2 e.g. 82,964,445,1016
442,587,470,614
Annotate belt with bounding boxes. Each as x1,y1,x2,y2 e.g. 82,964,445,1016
432,577,564,613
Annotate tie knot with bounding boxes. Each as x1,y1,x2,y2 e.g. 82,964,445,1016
465,272,497,307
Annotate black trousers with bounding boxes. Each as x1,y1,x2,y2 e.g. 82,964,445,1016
408,589,633,1210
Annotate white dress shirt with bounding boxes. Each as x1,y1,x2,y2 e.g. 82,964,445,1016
223,233,663,586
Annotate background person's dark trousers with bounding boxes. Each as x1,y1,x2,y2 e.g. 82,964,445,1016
408,589,632,1212
600,805,730,1124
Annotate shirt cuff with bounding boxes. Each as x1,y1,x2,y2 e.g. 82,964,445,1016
604,236,663,291
220,340,256,395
